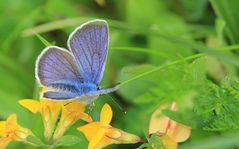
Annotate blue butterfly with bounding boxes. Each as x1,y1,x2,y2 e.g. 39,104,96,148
35,19,118,104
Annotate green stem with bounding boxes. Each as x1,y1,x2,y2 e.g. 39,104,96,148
218,44,239,51
137,143,148,149
110,47,168,57
116,53,206,88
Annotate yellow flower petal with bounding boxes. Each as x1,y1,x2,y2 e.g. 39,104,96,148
149,104,170,134
105,127,140,145
20,99,63,141
78,122,101,141
100,104,112,126
105,127,121,139
162,135,178,149
0,137,11,149
88,128,105,149
64,101,86,112
0,114,33,149
167,122,191,143
15,127,32,140
40,99,62,123
149,102,191,143
19,99,41,113
53,102,92,141
78,103,140,149
7,114,17,123
40,100,61,140
6,114,19,131
79,113,93,123
0,121,6,136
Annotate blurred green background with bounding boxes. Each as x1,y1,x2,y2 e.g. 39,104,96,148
1,0,239,148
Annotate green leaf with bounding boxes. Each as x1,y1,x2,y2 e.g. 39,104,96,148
210,0,239,44
26,135,46,147
54,135,82,147
137,143,149,149
180,133,239,149
148,134,163,149
171,0,208,21
194,77,239,130
34,32,52,46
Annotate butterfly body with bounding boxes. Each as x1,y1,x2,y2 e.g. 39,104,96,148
35,19,118,104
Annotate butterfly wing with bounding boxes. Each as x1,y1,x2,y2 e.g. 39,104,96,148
43,91,80,99
43,91,98,104
43,86,118,104
67,19,108,85
36,46,83,96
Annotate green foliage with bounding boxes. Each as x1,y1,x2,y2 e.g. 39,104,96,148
137,134,163,149
211,0,239,44
26,135,47,147
194,78,239,131
1,0,239,149
54,135,82,147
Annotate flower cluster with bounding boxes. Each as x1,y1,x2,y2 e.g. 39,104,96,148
0,114,33,148
0,98,141,149
19,99,92,141
0,93,191,149
78,104,140,149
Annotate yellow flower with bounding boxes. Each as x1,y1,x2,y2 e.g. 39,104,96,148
0,114,33,149
78,104,140,149
19,99,61,141
149,102,191,149
53,101,92,141
19,99,92,142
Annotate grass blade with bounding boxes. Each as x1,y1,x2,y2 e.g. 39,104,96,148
117,53,206,87
22,17,239,67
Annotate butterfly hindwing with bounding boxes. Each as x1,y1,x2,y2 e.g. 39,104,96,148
43,91,79,99
68,19,108,85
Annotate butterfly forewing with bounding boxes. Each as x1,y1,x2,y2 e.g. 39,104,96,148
36,46,82,90
68,20,108,85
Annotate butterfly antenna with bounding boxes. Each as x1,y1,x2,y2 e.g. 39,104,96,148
106,94,126,114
